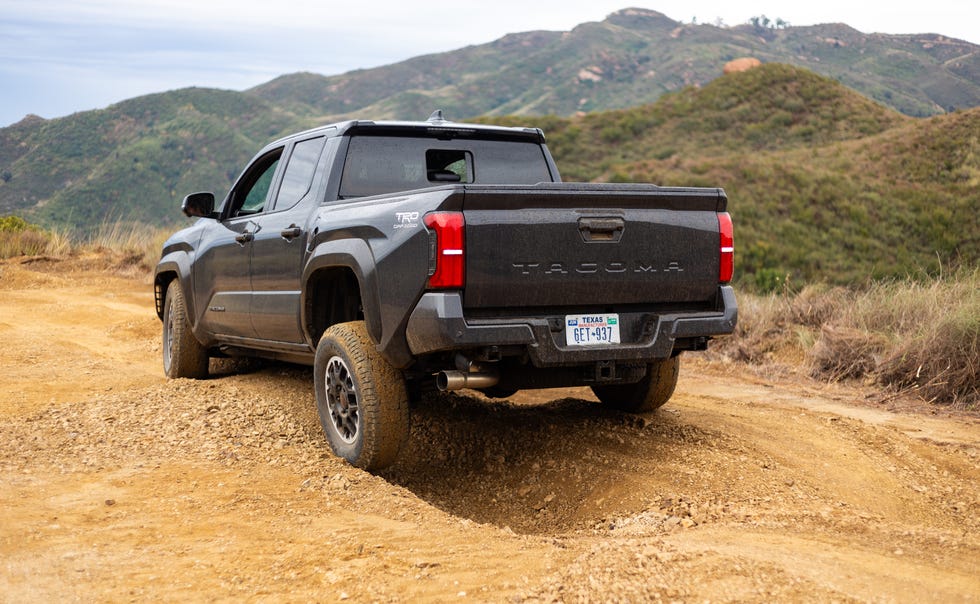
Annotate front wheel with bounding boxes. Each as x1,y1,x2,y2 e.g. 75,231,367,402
313,321,410,471
591,356,680,412
162,280,209,379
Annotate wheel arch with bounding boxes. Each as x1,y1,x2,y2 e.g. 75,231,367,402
302,242,382,349
154,258,192,321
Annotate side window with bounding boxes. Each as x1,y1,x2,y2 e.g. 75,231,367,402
228,149,283,218
272,136,326,211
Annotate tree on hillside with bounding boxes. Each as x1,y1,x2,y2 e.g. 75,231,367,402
749,15,790,31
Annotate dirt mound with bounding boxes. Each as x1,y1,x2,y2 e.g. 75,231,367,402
1,257,979,601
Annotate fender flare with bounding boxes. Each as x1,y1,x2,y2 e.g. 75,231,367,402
153,252,194,322
154,252,219,348
301,239,382,347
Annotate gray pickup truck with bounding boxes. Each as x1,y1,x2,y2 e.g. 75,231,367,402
154,112,737,470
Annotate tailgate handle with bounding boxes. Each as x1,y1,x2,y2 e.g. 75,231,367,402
579,217,625,243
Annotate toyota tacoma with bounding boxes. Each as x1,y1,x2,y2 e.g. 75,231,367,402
154,112,737,470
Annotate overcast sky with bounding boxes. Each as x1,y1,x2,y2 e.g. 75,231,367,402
1,0,977,127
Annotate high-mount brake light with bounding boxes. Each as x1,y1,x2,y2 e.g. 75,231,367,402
718,212,734,284
424,212,465,289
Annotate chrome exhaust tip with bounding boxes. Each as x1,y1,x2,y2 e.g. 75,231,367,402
437,370,500,391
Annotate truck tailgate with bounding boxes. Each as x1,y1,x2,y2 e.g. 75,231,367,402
462,184,726,309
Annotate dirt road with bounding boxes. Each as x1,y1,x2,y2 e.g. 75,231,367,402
1,255,978,602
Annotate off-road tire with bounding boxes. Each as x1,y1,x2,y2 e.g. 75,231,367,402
591,356,680,412
314,321,410,471
162,280,209,379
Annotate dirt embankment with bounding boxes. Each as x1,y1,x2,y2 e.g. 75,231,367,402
1,256,978,602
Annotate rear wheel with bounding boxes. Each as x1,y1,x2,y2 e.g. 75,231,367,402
162,280,209,379
314,321,410,471
591,356,680,412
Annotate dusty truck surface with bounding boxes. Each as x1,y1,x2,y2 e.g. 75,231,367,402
154,112,737,470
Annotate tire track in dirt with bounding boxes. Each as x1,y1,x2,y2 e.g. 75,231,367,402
1,257,978,602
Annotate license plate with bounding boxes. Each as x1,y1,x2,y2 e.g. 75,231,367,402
565,314,620,346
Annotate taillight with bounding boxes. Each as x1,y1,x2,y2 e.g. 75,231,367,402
424,212,465,289
718,212,734,283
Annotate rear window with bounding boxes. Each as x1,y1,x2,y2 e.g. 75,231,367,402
339,135,554,198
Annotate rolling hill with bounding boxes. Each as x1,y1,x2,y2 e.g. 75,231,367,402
0,89,305,228
486,64,979,285
0,55,976,285
250,8,980,120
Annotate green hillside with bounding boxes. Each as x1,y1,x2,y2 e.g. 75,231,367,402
0,88,305,229
0,63,976,287
250,8,980,120
496,63,910,181
486,65,977,285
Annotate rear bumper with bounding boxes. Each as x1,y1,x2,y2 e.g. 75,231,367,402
404,286,737,367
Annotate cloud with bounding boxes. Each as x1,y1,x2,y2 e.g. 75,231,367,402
0,5,423,124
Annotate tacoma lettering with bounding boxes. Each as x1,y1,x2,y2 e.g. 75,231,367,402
513,261,682,275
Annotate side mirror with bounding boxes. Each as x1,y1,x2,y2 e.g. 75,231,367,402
181,192,215,218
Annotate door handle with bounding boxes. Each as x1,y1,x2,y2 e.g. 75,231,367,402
235,220,261,246
280,225,302,241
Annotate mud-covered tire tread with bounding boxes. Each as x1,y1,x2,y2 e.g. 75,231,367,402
591,356,680,412
163,280,209,379
314,321,410,471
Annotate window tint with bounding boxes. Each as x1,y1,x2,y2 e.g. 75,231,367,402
340,137,424,198
465,141,553,184
229,149,283,217
241,163,277,212
339,136,553,199
274,136,326,211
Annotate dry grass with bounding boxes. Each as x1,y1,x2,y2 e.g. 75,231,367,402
874,281,979,405
721,293,793,364
1,215,170,273
86,220,174,272
0,216,71,258
716,270,980,408
809,326,888,381
0,228,52,257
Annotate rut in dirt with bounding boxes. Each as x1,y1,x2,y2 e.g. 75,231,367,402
10,350,972,547
384,391,770,535
382,386,980,541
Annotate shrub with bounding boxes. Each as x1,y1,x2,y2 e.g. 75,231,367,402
808,325,888,381
789,284,846,327
874,277,979,405
0,215,168,270
751,268,789,294
0,215,62,258
713,269,980,407
0,215,36,232
715,292,795,364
